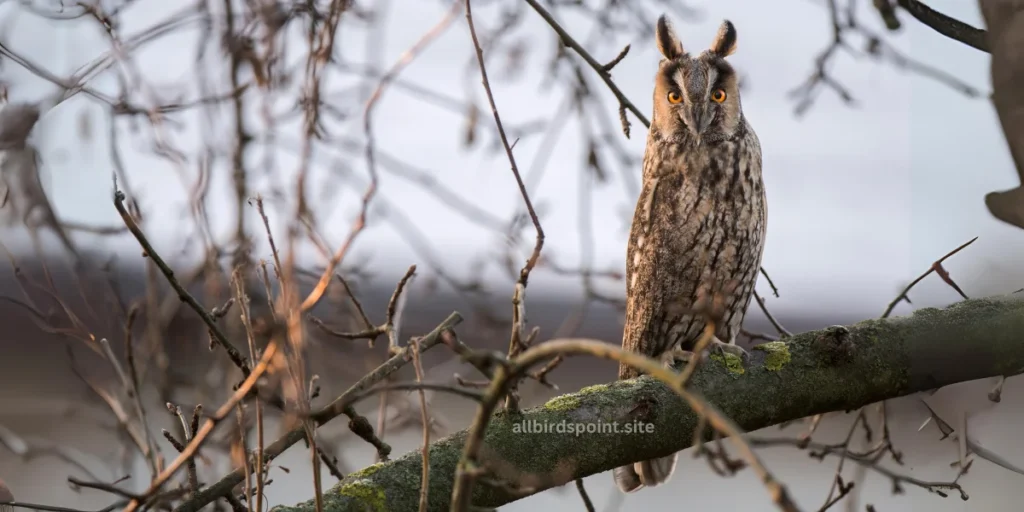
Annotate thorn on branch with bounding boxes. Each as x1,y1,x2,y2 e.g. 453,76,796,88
930,261,968,300
881,236,977,318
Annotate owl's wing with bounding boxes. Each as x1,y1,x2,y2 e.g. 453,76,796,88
620,177,703,378
620,172,721,380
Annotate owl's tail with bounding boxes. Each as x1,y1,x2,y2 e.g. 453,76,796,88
613,452,679,493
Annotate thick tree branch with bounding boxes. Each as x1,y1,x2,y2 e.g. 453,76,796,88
269,296,1024,511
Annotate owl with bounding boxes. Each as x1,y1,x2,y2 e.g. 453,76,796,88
613,16,767,493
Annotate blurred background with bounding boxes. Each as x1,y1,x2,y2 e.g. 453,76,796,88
0,0,1022,510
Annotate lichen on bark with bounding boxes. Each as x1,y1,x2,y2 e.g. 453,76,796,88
752,341,791,371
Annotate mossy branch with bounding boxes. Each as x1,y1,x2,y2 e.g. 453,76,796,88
271,296,1024,512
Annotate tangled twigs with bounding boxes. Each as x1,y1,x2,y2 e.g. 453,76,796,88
440,329,555,392
113,189,251,376
750,433,968,502
837,236,983,501
123,339,280,512
308,264,417,349
299,0,462,315
791,0,854,116
789,232,980,511
817,411,865,510
309,264,417,469
162,403,203,498
450,339,799,512
172,312,462,512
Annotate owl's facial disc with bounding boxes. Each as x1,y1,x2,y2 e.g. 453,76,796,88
669,62,720,142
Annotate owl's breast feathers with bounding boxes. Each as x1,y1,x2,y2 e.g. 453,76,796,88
620,120,766,380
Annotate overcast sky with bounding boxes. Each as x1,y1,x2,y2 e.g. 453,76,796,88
1,0,1020,322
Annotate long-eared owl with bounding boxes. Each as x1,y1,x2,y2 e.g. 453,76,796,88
614,15,767,494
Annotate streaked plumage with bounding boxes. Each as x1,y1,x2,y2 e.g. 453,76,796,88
614,15,767,493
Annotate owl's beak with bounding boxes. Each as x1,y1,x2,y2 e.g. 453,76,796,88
686,105,713,141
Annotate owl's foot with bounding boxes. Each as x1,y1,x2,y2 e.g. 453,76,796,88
660,348,696,369
709,339,749,364
660,341,749,371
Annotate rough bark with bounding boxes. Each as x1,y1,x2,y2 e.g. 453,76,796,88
271,296,1024,511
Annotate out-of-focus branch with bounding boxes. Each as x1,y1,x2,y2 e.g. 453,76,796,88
797,0,983,116
271,295,1024,511
113,189,251,377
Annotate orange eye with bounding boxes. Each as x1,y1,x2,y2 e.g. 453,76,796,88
711,89,727,103
667,91,682,104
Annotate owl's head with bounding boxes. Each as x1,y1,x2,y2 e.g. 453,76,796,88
651,16,742,144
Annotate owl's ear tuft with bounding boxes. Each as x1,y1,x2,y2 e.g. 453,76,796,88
710,20,737,57
655,15,683,60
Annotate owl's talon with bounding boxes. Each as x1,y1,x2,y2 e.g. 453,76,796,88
661,348,696,369
710,340,749,364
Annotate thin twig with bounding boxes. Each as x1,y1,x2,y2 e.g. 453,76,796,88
411,337,432,512
881,237,977,318
575,478,596,512
465,0,545,414
113,189,250,376
753,290,792,338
